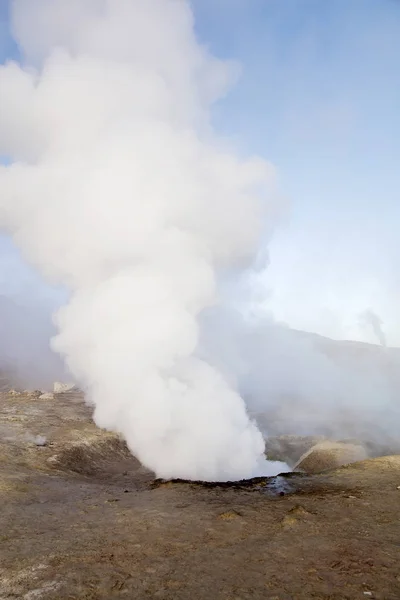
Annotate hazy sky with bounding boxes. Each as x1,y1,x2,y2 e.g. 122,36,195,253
1,0,400,345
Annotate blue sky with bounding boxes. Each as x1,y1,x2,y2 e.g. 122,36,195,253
1,0,400,343
198,0,400,343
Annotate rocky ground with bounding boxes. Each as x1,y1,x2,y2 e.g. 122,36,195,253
1,389,400,599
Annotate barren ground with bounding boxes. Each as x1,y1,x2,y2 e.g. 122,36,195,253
1,390,400,600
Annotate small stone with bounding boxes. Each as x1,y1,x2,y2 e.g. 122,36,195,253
35,435,48,447
39,393,55,400
53,382,78,393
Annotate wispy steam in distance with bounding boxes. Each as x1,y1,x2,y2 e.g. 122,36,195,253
200,309,400,449
359,309,387,348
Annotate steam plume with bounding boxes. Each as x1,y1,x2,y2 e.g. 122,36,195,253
359,309,387,348
0,0,284,480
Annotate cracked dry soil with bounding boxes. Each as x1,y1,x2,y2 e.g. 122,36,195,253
1,391,400,600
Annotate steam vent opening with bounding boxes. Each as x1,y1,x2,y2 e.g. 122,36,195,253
47,433,296,494
48,429,389,493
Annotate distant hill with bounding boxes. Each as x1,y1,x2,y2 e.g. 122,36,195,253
0,295,67,390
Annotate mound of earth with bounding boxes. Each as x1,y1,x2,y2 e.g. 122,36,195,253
48,436,132,474
294,440,368,473
47,435,154,488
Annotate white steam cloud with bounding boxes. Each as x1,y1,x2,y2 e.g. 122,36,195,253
0,0,286,480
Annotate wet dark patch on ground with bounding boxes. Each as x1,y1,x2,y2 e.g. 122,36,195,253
152,472,301,496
